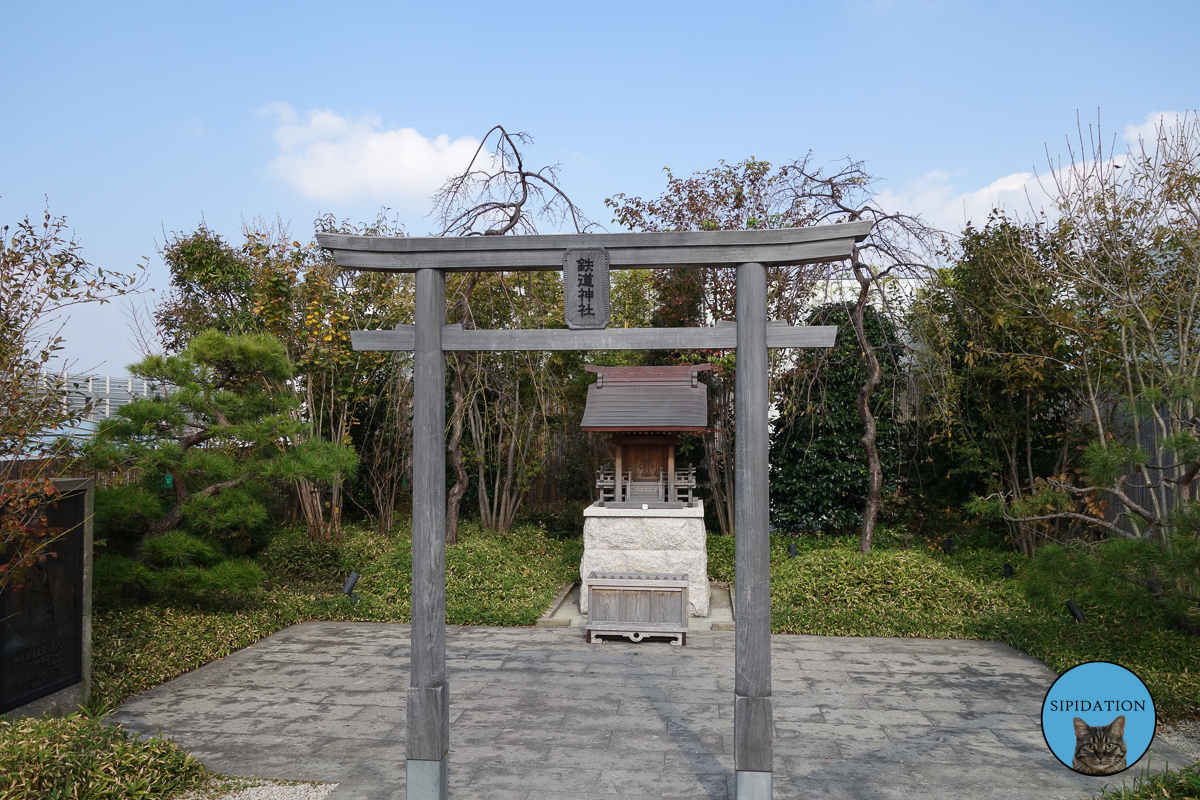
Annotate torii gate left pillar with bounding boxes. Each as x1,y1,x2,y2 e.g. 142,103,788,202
320,222,872,800
407,268,450,797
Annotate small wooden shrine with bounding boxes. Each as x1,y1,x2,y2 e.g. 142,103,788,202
581,364,710,507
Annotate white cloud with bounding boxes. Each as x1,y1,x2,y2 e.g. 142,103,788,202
876,110,1200,234
876,169,1053,233
1123,110,1187,145
262,103,484,203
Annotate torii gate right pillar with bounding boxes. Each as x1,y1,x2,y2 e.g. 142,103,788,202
734,262,772,798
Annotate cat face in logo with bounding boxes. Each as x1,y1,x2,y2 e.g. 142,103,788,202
1072,715,1127,775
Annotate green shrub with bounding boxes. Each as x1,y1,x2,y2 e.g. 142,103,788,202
769,303,907,535
0,711,214,799
141,531,224,569
774,545,991,613
256,526,346,586
93,485,165,554
93,533,264,610
83,330,358,559
764,535,1018,638
706,530,735,582
180,484,273,555
92,554,145,586
444,523,582,625
91,554,151,606
1022,539,1200,634
518,503,586,539
145,559,266,603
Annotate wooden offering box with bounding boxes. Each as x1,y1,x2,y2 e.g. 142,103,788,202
585,572,689,646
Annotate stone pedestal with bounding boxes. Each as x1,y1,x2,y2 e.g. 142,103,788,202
580,502,708,617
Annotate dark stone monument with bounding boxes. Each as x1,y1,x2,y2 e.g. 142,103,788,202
0,478,92,716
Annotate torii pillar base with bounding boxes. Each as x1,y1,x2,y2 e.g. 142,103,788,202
736,771,772,800
406,757,449,800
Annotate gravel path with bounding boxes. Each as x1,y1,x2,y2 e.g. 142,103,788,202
1158,719,1200,762
184,781,336,800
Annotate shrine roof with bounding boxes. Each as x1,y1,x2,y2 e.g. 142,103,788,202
580,365,710,432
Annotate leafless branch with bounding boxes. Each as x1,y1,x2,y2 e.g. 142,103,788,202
430,125,599,236
1002,511,1138,539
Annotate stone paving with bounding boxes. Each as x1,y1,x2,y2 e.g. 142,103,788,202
109,622,1192,800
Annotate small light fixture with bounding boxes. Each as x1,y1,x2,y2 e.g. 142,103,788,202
1066,599,1086,623
788,542,797,559
940,538,953,555
342,571,360,604
642,503,648,510
1003,563,1014,579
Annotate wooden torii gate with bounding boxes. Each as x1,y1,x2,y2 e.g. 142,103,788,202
318,222,872,800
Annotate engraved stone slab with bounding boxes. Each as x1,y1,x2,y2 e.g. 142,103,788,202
579,502,708,617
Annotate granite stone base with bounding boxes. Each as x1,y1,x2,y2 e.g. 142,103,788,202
4,682,85,718
580,502,708,616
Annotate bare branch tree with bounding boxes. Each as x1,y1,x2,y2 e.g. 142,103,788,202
975,113,1200,551
431,125,598,237
813,184,943,552
431,125,597,540
610,156,943,549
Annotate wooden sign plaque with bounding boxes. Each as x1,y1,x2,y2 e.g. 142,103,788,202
563,248,609,330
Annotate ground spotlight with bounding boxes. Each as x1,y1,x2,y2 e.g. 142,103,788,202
1066,599,1086,623
343,571,360,604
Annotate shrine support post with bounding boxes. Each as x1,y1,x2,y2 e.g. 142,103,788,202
735,261,772,798
408,268,449,799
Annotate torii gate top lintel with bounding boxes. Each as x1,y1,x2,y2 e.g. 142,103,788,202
316,220,872,273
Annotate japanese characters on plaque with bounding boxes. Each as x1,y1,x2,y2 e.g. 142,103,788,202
563,248,610,330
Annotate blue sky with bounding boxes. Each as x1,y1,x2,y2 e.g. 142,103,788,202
3,0,1197,374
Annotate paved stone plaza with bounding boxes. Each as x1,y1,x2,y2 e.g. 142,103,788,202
109,622,1191,800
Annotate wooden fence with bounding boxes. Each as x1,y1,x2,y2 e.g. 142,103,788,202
0,459,141,490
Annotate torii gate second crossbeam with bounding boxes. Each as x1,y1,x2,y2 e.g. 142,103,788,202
318,222,872,800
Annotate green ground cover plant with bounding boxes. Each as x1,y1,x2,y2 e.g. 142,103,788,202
1091,761,1200,799
60,523,1198,800
708,532,1200,721
0,711,214,800
89,520,580,713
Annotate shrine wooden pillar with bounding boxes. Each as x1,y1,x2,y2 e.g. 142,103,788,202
734,262,772,799
667,445,675,503
408,268,449,799
614,442,623,504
